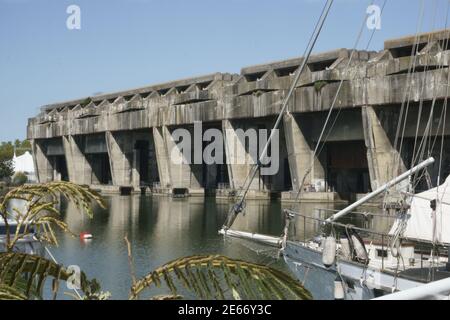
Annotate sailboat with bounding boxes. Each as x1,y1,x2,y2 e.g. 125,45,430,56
219,0,450,300
221,157,450,299
281,165,450,300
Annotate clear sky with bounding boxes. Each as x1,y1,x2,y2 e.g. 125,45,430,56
0,0,448,141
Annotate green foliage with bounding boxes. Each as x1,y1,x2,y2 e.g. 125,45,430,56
314,80,329,92
0,182,109,300
0,252,103,300
12,172,27,186
0,181,106,251
0,140,31,162
0,142,14,162
80,97,93,107
0,182,311,301
0,159,14,180
0,139,32,181
130,255,312,300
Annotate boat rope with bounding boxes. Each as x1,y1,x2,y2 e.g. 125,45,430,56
222,0,335,230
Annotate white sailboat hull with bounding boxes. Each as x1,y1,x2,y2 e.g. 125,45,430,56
283,240,449,300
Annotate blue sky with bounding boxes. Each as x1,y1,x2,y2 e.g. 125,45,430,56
0,0,448,141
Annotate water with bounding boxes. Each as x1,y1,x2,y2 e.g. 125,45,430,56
45,195,390,300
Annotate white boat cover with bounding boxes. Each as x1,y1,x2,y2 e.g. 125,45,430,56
390,175,450,244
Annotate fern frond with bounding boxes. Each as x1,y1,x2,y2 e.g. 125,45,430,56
0,252,96,300
130,255,312,300
0,181,105,250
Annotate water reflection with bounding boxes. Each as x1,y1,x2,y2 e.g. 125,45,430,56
49,195,392,299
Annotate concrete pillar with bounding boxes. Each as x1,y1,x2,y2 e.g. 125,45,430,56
362,105,406,190
132,149,140,188
162,125,202,190
153,127,171,188
105,131,134,187
52,157,62,181
222,119,261,191
31,140,53,183
62,135,93,185
283,113,325,192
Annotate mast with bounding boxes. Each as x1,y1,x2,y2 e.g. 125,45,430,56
221,0,335,231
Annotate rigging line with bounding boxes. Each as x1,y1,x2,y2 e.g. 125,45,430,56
398,38,431,182
424,16,450,157
227,0,329,204
393,0,427,179
427,8,450,194
316,0,383,152
410,31,450,190
294,0,382,204
404,10,448,188
420,30,450,171
312,0,388,185
438,8,450,192
236,0,332,200
410,0,440,171
222,0,335,230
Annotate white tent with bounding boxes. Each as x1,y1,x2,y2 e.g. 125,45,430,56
12,151,36,182
390,175,450,244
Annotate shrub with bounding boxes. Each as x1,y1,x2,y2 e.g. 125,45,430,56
12,172,28,186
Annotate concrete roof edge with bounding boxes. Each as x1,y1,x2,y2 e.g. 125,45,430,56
40,72,238,112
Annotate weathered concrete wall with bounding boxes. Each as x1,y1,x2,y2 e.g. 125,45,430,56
31,140,53,183
153,127,171,189
63,135,93,185
164,125,197,190
283,113,325,192
362,106,406,190
27,30,450,197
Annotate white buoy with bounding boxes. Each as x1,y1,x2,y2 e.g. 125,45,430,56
80,232,93,240
340,236,352,260
351,234,368,262
334,275,345,300
322,236,336,268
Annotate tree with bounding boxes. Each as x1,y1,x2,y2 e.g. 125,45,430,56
0,139,32,181
0,139,32,161
0,142,14,162
0,159,14,180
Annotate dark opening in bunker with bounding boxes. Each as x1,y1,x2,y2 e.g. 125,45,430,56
201,124,229,192
45,138,68,181
325,141,370,198
399,136,450,192
53,155,69,181
172,188,189,197
135,140,150,186
84,134,112,185
86,153,112,185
